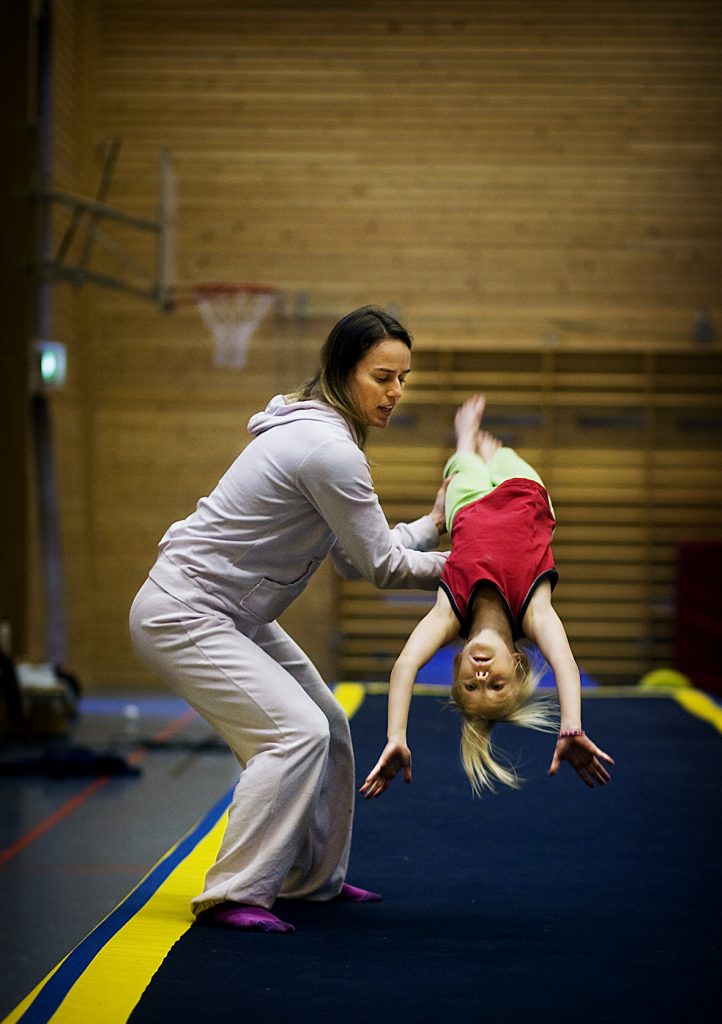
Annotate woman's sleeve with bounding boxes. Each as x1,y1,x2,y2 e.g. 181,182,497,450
330,514,442,579
297,438,446,590
389,516,442,552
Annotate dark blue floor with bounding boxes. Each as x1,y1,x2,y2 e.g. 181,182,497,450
131,694,722,1024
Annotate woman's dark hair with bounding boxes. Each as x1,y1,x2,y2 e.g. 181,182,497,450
293,305,412,447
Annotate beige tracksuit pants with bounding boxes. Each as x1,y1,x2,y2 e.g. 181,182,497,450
129,577,354,916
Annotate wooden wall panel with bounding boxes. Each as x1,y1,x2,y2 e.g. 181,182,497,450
89,0,721,342
45,0,722,687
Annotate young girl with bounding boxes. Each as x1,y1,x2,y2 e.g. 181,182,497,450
361,394,614,799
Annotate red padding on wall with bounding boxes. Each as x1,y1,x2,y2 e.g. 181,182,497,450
676,541,722,694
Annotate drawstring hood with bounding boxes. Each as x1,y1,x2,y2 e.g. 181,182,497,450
248,395,359,446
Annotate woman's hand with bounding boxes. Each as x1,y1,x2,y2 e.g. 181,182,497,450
430,477,450,535
360,741,412,798
547,733,615,788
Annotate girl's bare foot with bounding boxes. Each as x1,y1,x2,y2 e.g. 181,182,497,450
454,395,486,451
477,429,502,462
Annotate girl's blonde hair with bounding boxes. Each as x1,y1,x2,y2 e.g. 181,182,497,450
450,647,558,796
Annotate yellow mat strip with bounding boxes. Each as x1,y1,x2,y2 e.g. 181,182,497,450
670,687,722,734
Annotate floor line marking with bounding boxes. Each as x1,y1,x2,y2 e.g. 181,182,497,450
2,791,232,1024
0,709,197,869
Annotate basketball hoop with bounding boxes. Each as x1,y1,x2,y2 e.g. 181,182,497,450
190,283,277,368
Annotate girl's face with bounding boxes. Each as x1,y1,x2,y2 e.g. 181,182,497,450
347,339,411,429
454,639,523,718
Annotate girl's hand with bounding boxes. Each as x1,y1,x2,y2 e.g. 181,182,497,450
360,741,412,799
547,733,615,788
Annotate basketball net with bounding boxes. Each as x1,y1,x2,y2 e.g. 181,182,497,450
193,284,277,368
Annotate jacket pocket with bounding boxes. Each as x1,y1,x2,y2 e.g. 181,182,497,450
239,560,321,622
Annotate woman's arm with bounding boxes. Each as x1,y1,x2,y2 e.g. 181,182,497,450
329,478,448,578
524,583,615,788
298,438,447,590
360,588,459,798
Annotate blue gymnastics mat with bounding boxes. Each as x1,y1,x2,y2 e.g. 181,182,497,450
122,690,720,1024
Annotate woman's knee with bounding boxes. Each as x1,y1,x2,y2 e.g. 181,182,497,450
289,706,331,757
327,703,352,748
311,713,332,753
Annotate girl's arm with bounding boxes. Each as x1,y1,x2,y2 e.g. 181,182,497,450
360,588,459,798
524,583,615,788
523,582,582,732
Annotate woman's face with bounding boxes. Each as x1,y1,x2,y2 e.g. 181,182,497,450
347,339,411,429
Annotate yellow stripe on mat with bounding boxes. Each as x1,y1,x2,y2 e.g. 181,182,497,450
3,815,228,1024
333,682,366,719
671,687,722,734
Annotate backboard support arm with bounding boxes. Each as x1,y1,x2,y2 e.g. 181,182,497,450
33,141,175,309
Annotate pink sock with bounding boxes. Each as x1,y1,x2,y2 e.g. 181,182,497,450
196,902,295,933
334,882,382,903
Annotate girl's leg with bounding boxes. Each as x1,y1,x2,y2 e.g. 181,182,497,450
442,452,493,532
485,445,545,489
129,580,335,916
484,443,554,517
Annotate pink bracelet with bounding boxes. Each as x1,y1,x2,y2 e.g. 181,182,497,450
558,729,585,738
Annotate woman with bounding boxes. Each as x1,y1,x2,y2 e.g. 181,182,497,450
129,305,448,933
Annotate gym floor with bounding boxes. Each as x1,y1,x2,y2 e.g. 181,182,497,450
0,691,239,1020
2,684,721,1024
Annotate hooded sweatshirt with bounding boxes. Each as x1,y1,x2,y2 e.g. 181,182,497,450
148,395,446,629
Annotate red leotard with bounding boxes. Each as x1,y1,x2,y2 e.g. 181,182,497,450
440,478,558,639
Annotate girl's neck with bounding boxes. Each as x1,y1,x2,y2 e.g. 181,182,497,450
468,588,514,645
